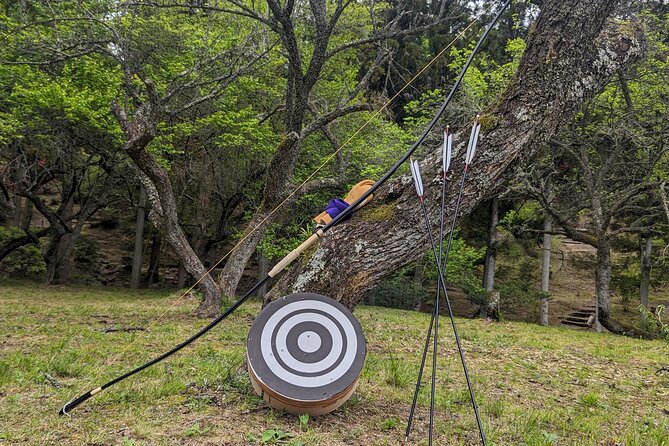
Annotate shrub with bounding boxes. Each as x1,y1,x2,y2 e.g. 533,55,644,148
612,273,638,312
367,276,428,310
0,226,45,278
639,305,669,341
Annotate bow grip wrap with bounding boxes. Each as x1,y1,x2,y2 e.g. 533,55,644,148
268,230,324,278
59,387,102,415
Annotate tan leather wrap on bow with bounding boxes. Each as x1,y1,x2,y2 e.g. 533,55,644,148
313,179,375,225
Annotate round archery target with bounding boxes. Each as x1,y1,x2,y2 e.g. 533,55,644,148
247,293,366,415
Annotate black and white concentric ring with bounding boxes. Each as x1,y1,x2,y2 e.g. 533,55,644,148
247,293,366,401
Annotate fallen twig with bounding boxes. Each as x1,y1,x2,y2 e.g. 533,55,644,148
102,326,147,333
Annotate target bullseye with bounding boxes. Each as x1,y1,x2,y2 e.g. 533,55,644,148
247,293,366,415
298,331,320,353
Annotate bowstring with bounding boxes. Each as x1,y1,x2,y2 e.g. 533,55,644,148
75,11,487,389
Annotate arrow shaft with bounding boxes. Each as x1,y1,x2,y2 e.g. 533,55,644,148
405,170,448,442
414,171,486,444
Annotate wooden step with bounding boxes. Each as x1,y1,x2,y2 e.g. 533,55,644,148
561,320,592,328
571,311,593,317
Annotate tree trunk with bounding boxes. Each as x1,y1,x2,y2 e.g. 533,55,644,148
593,239,611,333
218,209,274,299
176,261,187,288
21,198,32,229
257,249,268,299
639,235,651,323
46,195,74,285
12,195,22,227
114,84,222,317
593,237,656,338
131,182,146,289
482,197,499,293
217,134,300,298
540,212,552,326
269,0,644,309
140,173,220,316
146,231,161,285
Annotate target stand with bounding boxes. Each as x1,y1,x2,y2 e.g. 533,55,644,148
247,293,366,416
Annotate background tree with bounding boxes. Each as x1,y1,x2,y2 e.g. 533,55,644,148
523,20,669,334
2,0,271,314
0,50,124,283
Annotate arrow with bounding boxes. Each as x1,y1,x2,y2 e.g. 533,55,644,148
405,114,486,445
410,158,425,198
405,126,452,442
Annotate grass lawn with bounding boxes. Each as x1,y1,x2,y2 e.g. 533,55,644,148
0,282,668,445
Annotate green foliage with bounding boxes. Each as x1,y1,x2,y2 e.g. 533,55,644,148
247,427,304,445
422,232,487,307
258,223,313,262
403,37,525,131
0,227,45,278
367,275,428,310
497,259,542,316
367,232,485,311
639,305,669,341
381,417,399,430
297,413,309,432
499,201,544,250
183,422,210,438
383,352,413,388
612,272,638,312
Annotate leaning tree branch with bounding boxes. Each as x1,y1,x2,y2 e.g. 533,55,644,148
300,104,372,138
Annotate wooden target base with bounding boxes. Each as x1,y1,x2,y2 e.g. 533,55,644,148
247,293,366,416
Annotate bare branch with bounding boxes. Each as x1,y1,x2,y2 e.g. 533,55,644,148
326,23,440,58
300,104,371,138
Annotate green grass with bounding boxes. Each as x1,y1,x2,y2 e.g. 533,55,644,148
0,282,668,445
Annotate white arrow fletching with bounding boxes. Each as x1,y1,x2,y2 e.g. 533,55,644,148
443,130,452,173
447,134,453,171
410,159,424,197
466,123,481,165
466,120,477,162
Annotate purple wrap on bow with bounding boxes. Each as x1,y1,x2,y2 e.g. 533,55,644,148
325,198,350,220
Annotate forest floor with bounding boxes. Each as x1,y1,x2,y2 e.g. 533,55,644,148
1,283,668,446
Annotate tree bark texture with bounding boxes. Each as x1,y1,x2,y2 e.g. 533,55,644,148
270,0,645,310
639,235,651,321
540,212,552,326
131,182,146,289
